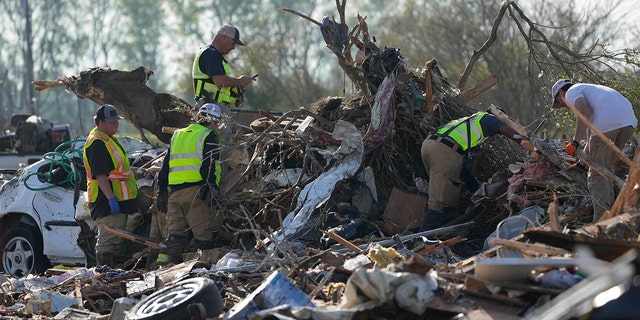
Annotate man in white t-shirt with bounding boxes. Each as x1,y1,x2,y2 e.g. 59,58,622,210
552,79,637,222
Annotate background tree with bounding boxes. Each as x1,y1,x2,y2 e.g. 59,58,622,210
364,0,639,137
0,0,638,141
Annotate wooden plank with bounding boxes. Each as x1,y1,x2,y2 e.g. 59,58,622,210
603,135,640,220
323,230,362,253
548,193,561,232
382,187,427,233
488,105,587,188
104,225,163,249
488,238,569,256
575,149,624,188
417,236,466,255
424,59,437,116
452,234,524,274
459,74,499,102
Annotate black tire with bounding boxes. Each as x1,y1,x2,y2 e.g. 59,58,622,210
0,225,50,277
127,277,223,320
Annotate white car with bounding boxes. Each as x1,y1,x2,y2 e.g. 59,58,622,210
0,152,92,277
0,138,161,277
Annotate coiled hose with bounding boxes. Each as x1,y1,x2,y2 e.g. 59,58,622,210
23,138,86,191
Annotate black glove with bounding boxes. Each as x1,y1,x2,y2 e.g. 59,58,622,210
197,184,209,201
197,184,220,207
156,190,168,213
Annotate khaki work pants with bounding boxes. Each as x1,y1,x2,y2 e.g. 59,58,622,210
95,213,128,255
587,125,635,222
421,138,464,212
166,185,223,241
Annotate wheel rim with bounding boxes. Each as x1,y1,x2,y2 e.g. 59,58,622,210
137,282,200,316
2,236,35,276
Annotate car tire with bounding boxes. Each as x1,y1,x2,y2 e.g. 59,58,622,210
0,225,50,277
127,277,223,320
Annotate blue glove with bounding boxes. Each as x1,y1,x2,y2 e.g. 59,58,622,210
108,198,120,214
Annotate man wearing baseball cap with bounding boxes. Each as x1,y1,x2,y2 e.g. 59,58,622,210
192,24,256,198
192,24,256,110
155,103,224,267
551,79,637,222
83,104,140,267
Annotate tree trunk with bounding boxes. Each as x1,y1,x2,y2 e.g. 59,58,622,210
32,66,193,144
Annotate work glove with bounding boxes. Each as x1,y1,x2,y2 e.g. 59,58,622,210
197,184,220,207
197,184,209,201
565,140,579,156
108,198,120,215
156,190,168,213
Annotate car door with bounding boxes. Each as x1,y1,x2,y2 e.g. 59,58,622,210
33,187,86,265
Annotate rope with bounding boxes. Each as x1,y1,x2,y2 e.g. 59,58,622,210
23,138,86,191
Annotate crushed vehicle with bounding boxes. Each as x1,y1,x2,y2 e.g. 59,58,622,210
0,138,162,277
0,113,75,169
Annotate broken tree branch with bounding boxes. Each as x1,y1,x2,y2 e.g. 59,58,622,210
458,1,509,90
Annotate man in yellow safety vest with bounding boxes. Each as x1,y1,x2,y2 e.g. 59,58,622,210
155,103,224,267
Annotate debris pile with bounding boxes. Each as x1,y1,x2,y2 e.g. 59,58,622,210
7,2,640,319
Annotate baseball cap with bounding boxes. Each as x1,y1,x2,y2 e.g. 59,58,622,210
216,24,245,46
95,104,123,122
199,103,222,119
551,79,573,100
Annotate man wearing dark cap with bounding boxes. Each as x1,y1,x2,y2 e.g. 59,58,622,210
192,24,256,196
192,24,256,110
551,79,637,222
83,104,140,267
154,103,224,267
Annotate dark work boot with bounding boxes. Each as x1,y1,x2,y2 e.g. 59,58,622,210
155,234,189,268
440,207,456,227
194,231,219,251
420,209,445,232
96,253,115,268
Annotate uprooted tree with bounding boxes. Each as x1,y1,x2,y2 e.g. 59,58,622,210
32,66,193,144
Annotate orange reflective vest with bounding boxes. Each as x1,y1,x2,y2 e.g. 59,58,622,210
83,128,138,202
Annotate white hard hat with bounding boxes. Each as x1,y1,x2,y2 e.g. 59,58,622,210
199,103,222,119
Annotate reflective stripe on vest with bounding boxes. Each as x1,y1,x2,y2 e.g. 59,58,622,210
192,46,239,104
436,112,487,151
83,128,137,202
168,124,222,186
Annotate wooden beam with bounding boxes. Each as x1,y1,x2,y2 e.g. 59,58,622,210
488,105,587,188
323,230,362,253
459,74,499,102
488,238,569,256
601,136,640,220
424,59,437,116
548,193,561,232
575,150,625,188
416,236,466,255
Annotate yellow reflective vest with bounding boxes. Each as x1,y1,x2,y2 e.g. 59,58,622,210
168,124,221,186
83,128,138,202
436,112,488,151
192,46,239,104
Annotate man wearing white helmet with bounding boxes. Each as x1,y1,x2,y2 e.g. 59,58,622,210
154,103,224,267
552,79,637,222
